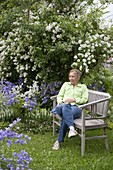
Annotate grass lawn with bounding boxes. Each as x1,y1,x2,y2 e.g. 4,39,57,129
0,119,113,170
4,128,113,170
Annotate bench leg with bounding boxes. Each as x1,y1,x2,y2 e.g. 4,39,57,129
81,132,85,156
104,127,109,150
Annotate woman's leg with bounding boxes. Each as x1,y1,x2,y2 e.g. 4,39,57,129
71,105,82,119
58,119,68,142
51,104,62,117
52,104,82,146
51,104,68,142
61,103,75,128
61,104,82,138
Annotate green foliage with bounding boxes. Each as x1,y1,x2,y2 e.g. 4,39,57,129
0,96,53,133
0,0,113,85
22,108,53,134
82,66,113,95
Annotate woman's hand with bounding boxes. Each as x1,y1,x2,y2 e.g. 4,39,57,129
64,98,76,104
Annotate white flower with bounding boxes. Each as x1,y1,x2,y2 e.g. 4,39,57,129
100,34,105,38
88,61,91,64
24,55,29,60
110,49,113,53
77,59,80,62
104,36,110,41
78,53,83,57
103,54,106,57
78,40,82,44
91,49,95,52
81,44,86,48
92,59,96,63
78,47,82,50
74,55,78,59
48,3,54,8
99,25,104,30
101,40,105,45
52,22,57,26
25,64,29,70
71,40,76,44
19,65,24,71
85,67,89,73
55,25,60,32
71,62,78,67
51,36,56,42
46,24,53,31
103,47,107,51
91,45,95,49
107,42,111,48
56,34,62,39
82,58,86,63
0,47,3,51
95,33,100,38
30,58,33,62
52,29,57,34
95,43,98,47
85,53,88,58
85,40,90,44
83,62,87,66
79,65,82,70
91,55,94,58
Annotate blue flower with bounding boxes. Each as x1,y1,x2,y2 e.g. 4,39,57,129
7,139,12,147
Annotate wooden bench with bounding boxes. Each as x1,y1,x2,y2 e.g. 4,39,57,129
50,89,111,156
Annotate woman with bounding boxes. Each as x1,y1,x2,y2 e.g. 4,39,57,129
51,69,88,150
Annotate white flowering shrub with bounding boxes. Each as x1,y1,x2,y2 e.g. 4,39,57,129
72,30,113,73
0,0,113,85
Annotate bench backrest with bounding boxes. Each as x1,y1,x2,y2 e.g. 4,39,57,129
87,89,111,117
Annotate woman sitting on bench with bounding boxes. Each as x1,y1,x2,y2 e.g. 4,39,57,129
51,69,88,150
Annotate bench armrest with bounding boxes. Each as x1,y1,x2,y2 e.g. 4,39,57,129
79,97,111,109
50,95,57,100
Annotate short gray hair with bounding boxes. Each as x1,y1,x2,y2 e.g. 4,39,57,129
69,69,82,80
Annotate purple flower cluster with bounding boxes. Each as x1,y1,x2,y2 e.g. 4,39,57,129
0,118,32,169
12,150,32,169
0,81,19,106
22,97,37,111
0,80,62,110
88,83,105,92
0,80,38,111
40,81,62,105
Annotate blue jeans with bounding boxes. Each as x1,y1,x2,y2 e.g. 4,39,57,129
51,103,82,142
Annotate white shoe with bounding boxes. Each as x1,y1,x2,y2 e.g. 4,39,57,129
52,140,60,150
68,129,78,138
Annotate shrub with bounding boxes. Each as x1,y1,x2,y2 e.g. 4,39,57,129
0,0,113,85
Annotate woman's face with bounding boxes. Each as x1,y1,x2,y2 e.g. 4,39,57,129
69,71,79,85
